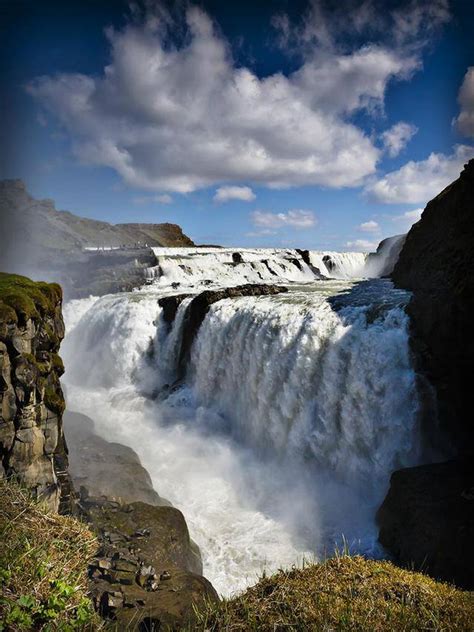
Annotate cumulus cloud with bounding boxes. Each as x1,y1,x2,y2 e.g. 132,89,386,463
252,209,316,229
381,122,417,157
359,220,379,232
26,2,442,194
364,144,474,204
454,67,474,137
214,186,256,203
346,238,379,251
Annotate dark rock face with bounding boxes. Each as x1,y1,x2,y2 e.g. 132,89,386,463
0,275,73,512
296,249,311,266
392,159,474,452
377,459,474,589
378,159,474,591
158,284,288,378
64,410,166,507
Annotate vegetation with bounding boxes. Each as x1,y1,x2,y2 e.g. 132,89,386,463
0,479,99,631
195,555,474,631
0,272,62,324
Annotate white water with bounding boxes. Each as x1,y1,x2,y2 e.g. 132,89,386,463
62,248,421,597
145,247,368,290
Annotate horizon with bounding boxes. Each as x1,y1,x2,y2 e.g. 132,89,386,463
1,0,473,250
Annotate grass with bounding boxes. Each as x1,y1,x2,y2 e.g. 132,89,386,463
0,272,62,324
194,555,474,631
0,479,100,631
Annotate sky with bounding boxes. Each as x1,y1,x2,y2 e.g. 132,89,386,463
1,0,473,250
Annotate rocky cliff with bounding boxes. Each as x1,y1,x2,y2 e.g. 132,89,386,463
392,159,474,452
378,159,474,589
0,179,195,297
0,179,194,258
0,273,72,512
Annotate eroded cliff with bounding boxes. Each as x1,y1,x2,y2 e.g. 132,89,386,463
0,273,72,512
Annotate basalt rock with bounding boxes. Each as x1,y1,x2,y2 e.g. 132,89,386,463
379,159,474,591
158,284,288,378
377,459,474,589
0,273,73,512
392,159,474,452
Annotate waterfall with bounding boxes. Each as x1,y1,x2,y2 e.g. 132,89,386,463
148,247,370,290
61,250,422,596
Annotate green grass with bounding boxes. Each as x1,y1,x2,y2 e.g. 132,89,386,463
194,555,474,631
0,272,62,324
0,479,100,631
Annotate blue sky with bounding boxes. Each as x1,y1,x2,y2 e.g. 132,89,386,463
1,0,473,250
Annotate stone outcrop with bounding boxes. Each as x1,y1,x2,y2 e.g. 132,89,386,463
392,159,474,452
377,459,474,589
159,284,288,378
378,159,474,589
84,497,218,629
0,273,72,512
65,412,218,629
64,410,167,507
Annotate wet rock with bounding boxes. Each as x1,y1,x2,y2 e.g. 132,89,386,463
232,252,244,263
158,283,288,378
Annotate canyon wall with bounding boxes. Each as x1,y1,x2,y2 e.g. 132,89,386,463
392,159,474,452
378,159,474,589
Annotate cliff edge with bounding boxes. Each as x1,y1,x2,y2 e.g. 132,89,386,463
392,159,474,451
0,273,72,512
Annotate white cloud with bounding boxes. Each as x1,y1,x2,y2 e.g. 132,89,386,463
454,67,474,137
364,144,474,204
390,207,423,230
133,194,172,204
381,122,417,157
252,209,316,229
214,186,256,203
393,208,423,222
26,3,435,193
359,220,379,232
346,239,378,251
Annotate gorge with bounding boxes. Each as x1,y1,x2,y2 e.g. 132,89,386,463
61,245,424,597
1,162,473,628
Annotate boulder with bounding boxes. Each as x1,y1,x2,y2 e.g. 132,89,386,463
377,459,474,589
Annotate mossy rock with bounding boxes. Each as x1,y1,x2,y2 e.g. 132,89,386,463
0,272,62,324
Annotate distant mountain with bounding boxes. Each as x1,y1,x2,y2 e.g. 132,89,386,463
0,179,194,267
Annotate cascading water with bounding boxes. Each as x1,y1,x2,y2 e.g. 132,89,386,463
61,247,422,596
145,247,369,290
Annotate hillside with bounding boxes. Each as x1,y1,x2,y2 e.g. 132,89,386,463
0,179,194,270
195,555,473,631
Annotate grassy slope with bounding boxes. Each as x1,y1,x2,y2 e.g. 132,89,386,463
0,480,99,631
196,556,474,631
